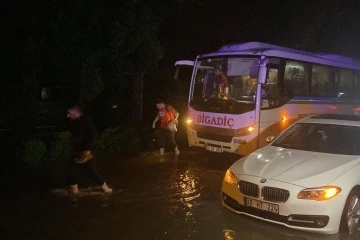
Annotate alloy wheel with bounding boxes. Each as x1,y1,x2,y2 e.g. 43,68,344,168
347,195,360,233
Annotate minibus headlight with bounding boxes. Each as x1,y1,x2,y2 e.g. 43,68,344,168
236,126,255,137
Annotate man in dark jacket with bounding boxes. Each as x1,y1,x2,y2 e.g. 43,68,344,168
67,106,112,195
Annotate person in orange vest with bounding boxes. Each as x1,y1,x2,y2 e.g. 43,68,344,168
152,101,180,156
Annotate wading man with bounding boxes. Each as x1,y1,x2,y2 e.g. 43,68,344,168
67,106,112,195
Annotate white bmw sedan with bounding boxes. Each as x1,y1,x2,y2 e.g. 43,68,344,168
221,114,360,234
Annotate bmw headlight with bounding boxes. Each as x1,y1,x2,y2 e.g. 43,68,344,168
297,186,341,201
224,169,238,185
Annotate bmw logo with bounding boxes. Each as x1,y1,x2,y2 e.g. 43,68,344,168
260,179,267,183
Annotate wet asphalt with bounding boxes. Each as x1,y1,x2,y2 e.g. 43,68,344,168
2,148,360,240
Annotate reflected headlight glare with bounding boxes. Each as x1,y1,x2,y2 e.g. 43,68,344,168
297,186,341,201
224,169,238,185
186,119,193,124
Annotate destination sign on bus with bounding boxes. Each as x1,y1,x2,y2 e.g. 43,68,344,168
196,114,234,128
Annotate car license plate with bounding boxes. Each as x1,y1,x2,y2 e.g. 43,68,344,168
244,197,279,214
205,145,223,153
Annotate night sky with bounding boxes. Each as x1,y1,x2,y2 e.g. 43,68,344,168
3,1,360,82
2,0,360,127
149,0,360,117
159,0,360,62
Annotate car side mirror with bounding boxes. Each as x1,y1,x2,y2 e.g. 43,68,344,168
266,136,275,143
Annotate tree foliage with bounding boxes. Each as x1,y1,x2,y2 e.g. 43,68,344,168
1,0,166,128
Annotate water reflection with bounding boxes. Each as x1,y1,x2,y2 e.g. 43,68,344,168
178,170,201,218
178,171,200,201
70,196,79,207
221,210,360,240
51,187,112,208
10,149,360,240
223,228,236,239
169,170,202,239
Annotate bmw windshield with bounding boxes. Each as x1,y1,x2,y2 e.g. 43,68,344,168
272,123,360,155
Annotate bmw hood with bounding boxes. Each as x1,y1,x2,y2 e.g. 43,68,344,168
230,146,360,188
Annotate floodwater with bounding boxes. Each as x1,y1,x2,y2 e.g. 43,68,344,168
2,149,360,240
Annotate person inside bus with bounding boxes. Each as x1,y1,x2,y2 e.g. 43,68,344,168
212,66,228,96
250,81,267,98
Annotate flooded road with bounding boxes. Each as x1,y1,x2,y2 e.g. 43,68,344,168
2,149,360,240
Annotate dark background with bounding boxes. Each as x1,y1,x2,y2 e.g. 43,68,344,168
3,2,360,236
2,0,360,130
1,0,360,161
